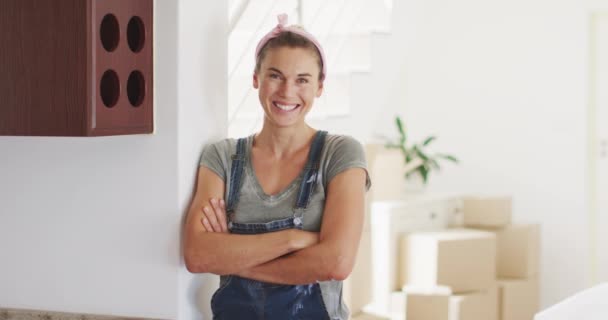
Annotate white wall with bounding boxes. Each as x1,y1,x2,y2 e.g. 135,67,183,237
395,0,590,308
313,0,594,309
0,1,227,319
176,0,228,319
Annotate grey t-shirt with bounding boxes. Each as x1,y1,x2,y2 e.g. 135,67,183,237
199,133,371,320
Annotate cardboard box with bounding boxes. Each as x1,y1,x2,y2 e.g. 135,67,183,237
368,198,461,315
365,145,404,201
390,287,451,320
390,286,497,320
463,196,512,228
406,292,450,320
451,286,498,320
498,277,540,320
351,312,391,320
495,224,540,278
400,229,496,293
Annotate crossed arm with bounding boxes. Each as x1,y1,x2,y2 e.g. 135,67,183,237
183,166,367,285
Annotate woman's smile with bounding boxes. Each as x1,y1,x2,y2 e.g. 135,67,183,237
273,101,301,112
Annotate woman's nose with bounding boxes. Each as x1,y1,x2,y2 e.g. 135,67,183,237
278,81,296,97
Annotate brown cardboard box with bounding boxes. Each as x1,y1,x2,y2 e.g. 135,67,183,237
463,196,512,228
390,287,451,320
390,286,497,320
450,286,498,320
365,144,404,201
406,293,450,320
351,312,391,320
498,277,540,320
495,224,540,278
369,197,463,315
400,229,496,293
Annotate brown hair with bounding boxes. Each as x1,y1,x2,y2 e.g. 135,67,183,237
255,30,325,81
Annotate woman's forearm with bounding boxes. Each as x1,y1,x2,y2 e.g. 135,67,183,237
184,229,318,275
236,241,352,285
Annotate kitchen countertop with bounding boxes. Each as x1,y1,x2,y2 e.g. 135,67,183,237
0,308,165,320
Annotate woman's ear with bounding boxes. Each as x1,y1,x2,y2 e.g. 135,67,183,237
253,73,259,89
316,80,324,97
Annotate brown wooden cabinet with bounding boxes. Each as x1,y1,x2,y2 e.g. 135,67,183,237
0,0,153,136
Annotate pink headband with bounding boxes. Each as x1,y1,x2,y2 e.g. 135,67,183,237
254,13,327,78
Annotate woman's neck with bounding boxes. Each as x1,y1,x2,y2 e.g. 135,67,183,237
254,123,317,159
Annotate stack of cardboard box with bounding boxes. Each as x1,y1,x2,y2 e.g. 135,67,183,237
391,228,498,320
463,196,540,320
389,196,540,320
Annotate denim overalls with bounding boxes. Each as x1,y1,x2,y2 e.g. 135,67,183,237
210,131,331,320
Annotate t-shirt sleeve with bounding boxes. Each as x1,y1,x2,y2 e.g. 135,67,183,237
198,141,229,182
324,135,372,191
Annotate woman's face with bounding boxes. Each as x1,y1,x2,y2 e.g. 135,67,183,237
253,46,323,129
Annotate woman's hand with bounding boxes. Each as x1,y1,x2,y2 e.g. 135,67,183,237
200,198,228,233
198,198,320,251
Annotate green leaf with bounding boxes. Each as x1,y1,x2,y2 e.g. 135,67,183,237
430,159,440,170
413,146,429,161
395,116,407,144
396,116,404,135
405,152,412,163
437,154,459,163
419,166,429,184
422,136,436,146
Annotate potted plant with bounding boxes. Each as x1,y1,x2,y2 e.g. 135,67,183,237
384,115,459,189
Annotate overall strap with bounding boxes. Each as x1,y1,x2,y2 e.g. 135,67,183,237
225,137,248,214
294,131,328,210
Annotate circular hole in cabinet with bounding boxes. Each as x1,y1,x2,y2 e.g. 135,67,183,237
127,16,145,53
127,70,145,107
100,70,120,108
100,14,120,52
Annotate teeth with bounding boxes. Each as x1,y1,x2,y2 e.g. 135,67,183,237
275,103,298,111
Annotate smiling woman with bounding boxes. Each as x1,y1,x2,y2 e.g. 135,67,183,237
253,46,323,129
183,13,371,320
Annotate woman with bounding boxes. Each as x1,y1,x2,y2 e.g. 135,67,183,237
184,13,371,320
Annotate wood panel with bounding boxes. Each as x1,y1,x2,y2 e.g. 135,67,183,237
0,0,153,136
